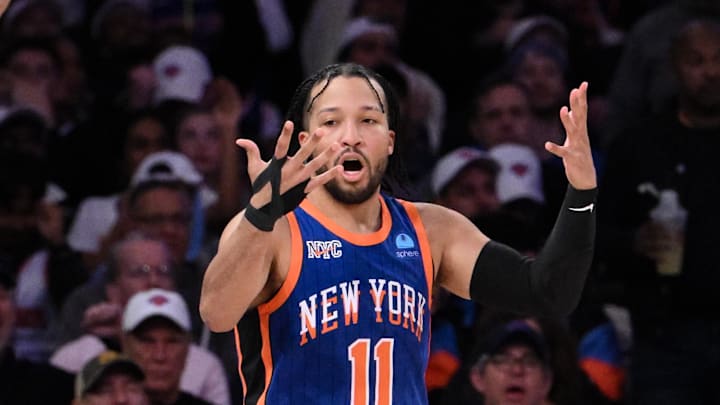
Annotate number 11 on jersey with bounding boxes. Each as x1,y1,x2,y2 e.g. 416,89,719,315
348,338,395,405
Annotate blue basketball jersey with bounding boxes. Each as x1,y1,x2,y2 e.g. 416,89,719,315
235,194,434,405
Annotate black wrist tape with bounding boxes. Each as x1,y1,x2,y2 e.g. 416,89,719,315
244,157,309,231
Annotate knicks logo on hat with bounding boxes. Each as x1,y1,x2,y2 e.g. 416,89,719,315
163,64,181,78
511,163,528,177
149,295,169,306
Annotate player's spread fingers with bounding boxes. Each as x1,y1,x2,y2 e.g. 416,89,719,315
274,121,294,159
294,128,326,164
545,141,568,159
306,164,343,192
303,142,340,175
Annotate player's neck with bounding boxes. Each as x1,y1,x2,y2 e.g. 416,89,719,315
307,190,384,233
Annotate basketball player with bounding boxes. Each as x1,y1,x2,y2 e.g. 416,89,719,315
200,63,597,404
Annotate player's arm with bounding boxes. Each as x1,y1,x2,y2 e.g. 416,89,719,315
200,121,341,332
434,82,597,317
431,185,596,317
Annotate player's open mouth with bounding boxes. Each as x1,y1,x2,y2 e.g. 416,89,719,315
339,155,365,181
343,159,363,171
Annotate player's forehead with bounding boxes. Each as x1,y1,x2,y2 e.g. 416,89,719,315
307,75,386,115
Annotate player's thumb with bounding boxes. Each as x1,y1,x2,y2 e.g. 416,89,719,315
236,138,261,162
545,141,566,158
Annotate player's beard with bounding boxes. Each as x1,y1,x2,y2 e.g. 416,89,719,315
321,154,388,205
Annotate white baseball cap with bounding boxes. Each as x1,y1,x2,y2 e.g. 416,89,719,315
431,147,498,195
153,45,212,105
339,17,398,52
122,288,191,332
488,143,545,204
504,14,568,52
131,150,219,208
131,150,203,186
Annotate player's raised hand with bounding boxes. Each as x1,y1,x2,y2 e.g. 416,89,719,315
545,82,597,190
235,121,341,229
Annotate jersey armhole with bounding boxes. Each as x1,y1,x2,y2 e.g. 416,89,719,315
398,200,434,309
258,212,304,314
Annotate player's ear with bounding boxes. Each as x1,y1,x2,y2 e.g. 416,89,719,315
298,131,309,145
387,130,395,155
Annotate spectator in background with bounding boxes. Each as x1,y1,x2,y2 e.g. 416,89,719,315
152,45,213,109
503,14,569,56
115,109,172,192
598,18,720,404
53,287,229,405
51,232,177,346
154,43,282,163
65,166,239,401
336,17,447,159
121,289,217,405
488,143,550,238
73,350,149,405
86,0,154,119
445,314,612,405
603,0,720,148
168,83,249,234
459,75,533,153
0,35,109,203
0,144,86,362
0,266,75,405
1,0,65,40
506,40,575,219
507,40,569,160
67,151,204,271
467,319,554,405
431,147,500,221
427,147,502,401
0,36,60,126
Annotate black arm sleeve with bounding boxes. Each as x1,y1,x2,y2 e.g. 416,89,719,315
470,185,597,317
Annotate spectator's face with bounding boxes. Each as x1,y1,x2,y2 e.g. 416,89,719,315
471,344,552,405
131,187,191,262
175,112,221,178
123,318,189,401
81,371,149,405
437,165,499,219
513,50,566,114
674,25,720,111
470,85,532,148
112,239,175,305
0,285,15,350
347,33,396,68
124,118,167,176
7,48,58,86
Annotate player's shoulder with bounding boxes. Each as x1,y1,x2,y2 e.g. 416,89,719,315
410,202,467,229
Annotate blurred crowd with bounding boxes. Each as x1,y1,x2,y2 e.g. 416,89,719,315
0,0,719,404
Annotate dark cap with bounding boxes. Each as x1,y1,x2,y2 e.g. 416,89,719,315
75,350,145,398
481,319,550,364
